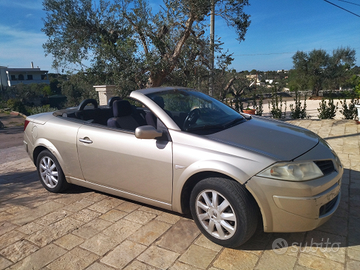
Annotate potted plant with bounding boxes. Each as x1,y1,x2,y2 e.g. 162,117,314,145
242,107,256,115
355,103,360,124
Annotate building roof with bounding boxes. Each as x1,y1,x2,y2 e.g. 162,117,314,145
6,68,47,72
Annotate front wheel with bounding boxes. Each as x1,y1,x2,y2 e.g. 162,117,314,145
36,150,69,193
190,177,258,248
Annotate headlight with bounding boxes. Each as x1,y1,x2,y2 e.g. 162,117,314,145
257,161,323,181
333,154,342,170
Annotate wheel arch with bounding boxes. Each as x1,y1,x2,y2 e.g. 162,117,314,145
174,160,251,213
32,139,66,174
178,170,261,222
180,171,232,216
33,145,47,165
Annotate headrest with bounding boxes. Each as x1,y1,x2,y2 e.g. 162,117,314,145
108,96,121,107
113,100,132,117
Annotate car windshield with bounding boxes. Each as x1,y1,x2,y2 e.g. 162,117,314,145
147,89,245,134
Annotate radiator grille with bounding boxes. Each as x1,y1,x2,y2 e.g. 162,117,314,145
314,160,335,175
319,195,339,216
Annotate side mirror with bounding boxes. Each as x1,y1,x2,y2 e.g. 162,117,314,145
135,125,163,139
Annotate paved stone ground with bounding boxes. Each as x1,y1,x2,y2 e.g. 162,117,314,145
0,120,359,270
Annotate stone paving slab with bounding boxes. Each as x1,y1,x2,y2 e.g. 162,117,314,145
0,120,359,270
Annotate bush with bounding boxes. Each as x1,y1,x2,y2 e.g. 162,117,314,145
27,105,57,115
340,98,358,119
290,90,307,119
268,90,286,119
6,99,28,115
317,98,338,119
254,95,263,116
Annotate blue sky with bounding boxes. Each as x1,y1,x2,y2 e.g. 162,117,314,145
0,0,359,73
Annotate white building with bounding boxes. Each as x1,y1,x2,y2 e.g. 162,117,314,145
246,74,264,87
0,63,49,88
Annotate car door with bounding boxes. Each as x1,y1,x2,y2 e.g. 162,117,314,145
76,124,173,204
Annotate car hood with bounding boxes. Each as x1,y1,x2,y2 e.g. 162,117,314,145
206,117,319,161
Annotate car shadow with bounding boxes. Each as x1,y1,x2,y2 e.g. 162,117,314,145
0,170,93,207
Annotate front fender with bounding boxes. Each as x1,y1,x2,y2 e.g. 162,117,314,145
172,160,251,213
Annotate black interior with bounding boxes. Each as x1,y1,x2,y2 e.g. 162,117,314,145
62,97,149,129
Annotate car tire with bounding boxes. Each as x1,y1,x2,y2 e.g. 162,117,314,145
36,150,69,193
190,177,258,248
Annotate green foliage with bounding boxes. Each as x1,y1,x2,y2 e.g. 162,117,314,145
290,90,307,119
4,83,47,102
349,75,360,98
356,84,360,98
6,99,28,115
317,97,338,119
290,47,356,96
27,105,57,115
42,0,250,88
255,96,263,116
50,78,62,95
0,101,6,110
340,98,358,120
268,89,286,119
252,94,263,116
60,72,98,107
42,85,52,96
161,92,192,112
288,69,308,92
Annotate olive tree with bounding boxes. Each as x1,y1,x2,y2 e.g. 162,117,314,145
42,0,251,93
291,47,356,96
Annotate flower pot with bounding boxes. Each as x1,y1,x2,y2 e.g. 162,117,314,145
355,104,360,124
242,109,256,115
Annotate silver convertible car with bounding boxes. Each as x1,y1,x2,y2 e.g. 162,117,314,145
23,87,343,247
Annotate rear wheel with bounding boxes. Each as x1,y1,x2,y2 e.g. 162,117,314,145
190,177,258,248
36,150,69,193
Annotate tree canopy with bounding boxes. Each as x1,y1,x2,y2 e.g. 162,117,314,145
42,0,250,94
290,47,356,96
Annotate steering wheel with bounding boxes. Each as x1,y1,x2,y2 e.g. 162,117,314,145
183,108,201,130
78,99,98,111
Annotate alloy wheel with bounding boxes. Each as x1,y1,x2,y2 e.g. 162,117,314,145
39,156,59,189
195,189,237,240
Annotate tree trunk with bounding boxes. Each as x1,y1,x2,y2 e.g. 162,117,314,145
146,16,196,88
312,84,321,96
222,77,236,96
147,70,169,87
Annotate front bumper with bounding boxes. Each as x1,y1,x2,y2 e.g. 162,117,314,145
246,170,342,233
245,135,343,233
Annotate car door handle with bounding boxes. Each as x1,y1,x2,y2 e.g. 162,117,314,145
79,137,93,144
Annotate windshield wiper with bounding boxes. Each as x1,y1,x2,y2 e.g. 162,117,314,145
186,118,244,132
185,123,225,132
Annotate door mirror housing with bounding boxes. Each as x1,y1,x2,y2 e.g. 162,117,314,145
135,125,163,139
